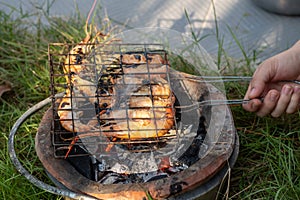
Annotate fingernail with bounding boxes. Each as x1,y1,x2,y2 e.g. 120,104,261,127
270,92,279,102
283,85,293,95
249,87,256,97
294,86,300,93
250,102,258,110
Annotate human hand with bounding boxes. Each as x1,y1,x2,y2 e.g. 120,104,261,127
243,40,300,117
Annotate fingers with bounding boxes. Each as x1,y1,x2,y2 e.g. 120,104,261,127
246,58,278,99
242,58,278,113
242,80,264,112
270,85,293,117
242,98,263,112
286,86,300,114
245,85,300,117
256,90,280,117
242,40,300,117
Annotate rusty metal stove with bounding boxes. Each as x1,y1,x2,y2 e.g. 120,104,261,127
32,43,238,199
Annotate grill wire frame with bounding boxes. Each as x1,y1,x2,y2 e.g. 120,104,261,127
49,43,182,158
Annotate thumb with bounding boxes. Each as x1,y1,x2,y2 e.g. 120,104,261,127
248,78,266,99
247,57,278,99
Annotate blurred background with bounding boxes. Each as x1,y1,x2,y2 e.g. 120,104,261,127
1,0,300,62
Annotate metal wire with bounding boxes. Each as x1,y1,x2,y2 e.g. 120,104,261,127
9,74,300,196
49,42,300,158
179,75,300,85
8,93,97,200
50,43,178,157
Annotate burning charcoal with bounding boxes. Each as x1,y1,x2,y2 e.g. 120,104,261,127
165,161,188,173
97,159,109,172
166,167,180,173
178,116,207,166
109,161,132,174
178,138,203,166
51,44,216,188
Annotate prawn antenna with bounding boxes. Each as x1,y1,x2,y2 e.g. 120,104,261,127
84,0,98,40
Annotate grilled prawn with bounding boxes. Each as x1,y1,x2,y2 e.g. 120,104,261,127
99,77,175,139
58,32,114,134
58,33,175,151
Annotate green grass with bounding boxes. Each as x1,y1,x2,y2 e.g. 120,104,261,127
224,82,300,200
1,3,300,200
0,6,87,200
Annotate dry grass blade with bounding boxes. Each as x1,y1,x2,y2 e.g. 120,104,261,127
0,81,12,98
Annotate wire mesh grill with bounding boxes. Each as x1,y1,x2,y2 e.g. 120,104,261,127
49,43,179,158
